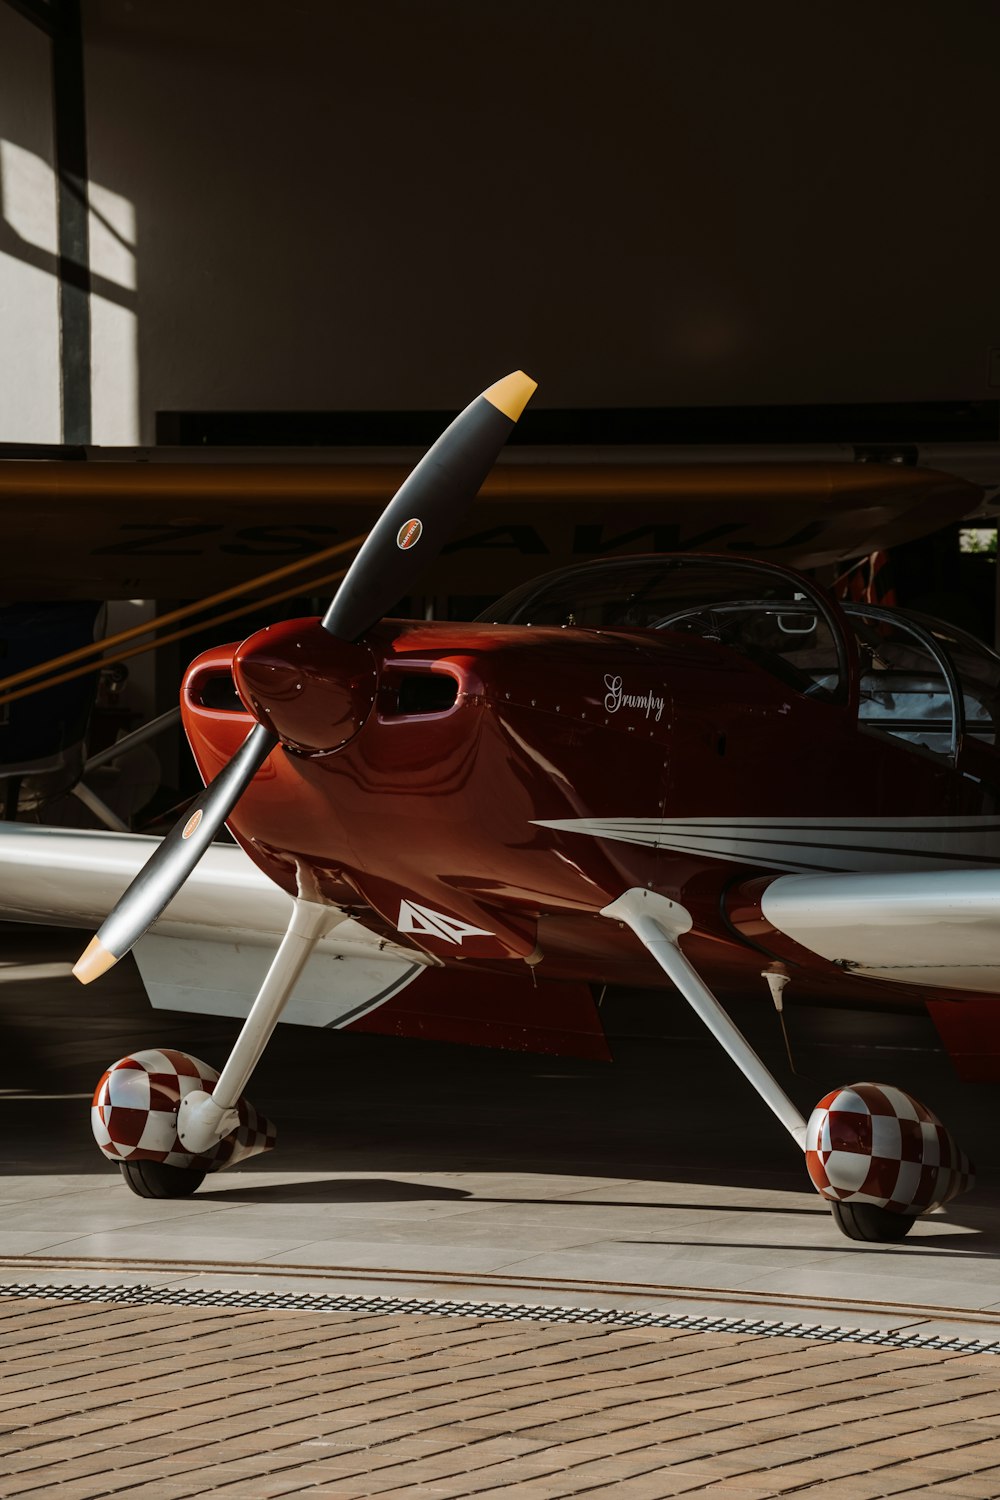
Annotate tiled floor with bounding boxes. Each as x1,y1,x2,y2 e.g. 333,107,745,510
2,1294,1000,1498
3,926,1000,1492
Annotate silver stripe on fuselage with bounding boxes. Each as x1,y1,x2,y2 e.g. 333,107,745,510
531,816,1000,874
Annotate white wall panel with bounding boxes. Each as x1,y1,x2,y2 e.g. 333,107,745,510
15,0,995,440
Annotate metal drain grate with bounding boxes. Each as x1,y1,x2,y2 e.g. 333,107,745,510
1,1281,997,1355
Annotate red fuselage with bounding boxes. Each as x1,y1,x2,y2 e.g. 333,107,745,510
180,601,1000,1012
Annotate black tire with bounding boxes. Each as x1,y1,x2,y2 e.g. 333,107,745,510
120,1160,207,1199
831,1200,916,1242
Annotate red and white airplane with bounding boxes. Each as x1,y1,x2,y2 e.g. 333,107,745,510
1,370,997,1242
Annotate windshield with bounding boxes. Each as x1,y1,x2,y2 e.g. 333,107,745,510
903,610,1000,745
480,555,848,703
836,603,1000,758
844,607,962,757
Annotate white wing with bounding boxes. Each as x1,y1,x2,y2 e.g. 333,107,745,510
0,825,428,1026
761,867,1000,994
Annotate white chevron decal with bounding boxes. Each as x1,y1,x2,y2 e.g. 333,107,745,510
397,900,494,945
531,815,1000,874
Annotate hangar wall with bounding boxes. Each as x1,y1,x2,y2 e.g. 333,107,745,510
2,1,1000,445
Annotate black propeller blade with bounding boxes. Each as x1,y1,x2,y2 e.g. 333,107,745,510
321,372,537,641
74,370,537,984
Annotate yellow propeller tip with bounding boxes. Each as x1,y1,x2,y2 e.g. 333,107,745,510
73,936,119,985
482,370,538,423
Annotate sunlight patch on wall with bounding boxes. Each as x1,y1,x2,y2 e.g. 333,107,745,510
0,139,60,441
89,180,138,444
0,138,58,254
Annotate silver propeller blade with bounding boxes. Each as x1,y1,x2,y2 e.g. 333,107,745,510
74,721,276,982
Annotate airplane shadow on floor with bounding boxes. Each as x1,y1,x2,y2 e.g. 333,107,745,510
196,1176,829,1212
198,1177,474,1205
622,1232,1000,1258
193,1176,1000,1252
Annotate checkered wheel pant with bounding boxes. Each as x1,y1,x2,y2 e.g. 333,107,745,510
805,1081,973,1216
91,1049,277,1172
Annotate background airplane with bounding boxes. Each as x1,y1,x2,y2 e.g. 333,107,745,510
0,371,995,1246
0,443,986,602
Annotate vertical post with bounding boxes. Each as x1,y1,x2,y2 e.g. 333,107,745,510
51,0,91,444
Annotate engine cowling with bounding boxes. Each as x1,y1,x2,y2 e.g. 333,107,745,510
805,1081,973,1217
91,1049,275,1171
234,619,377,754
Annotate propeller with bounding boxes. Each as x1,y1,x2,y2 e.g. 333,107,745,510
73,370,537,984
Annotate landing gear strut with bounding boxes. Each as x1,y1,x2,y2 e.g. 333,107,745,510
94,898,341,1198
602,888,973,1244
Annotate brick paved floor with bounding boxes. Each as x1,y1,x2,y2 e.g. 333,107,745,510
2,1295,1000,1498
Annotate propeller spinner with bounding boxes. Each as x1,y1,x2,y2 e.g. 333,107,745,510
73,369,537,984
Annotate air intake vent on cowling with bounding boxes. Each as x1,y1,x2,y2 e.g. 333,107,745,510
394,673,459,716
197,673,245,712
